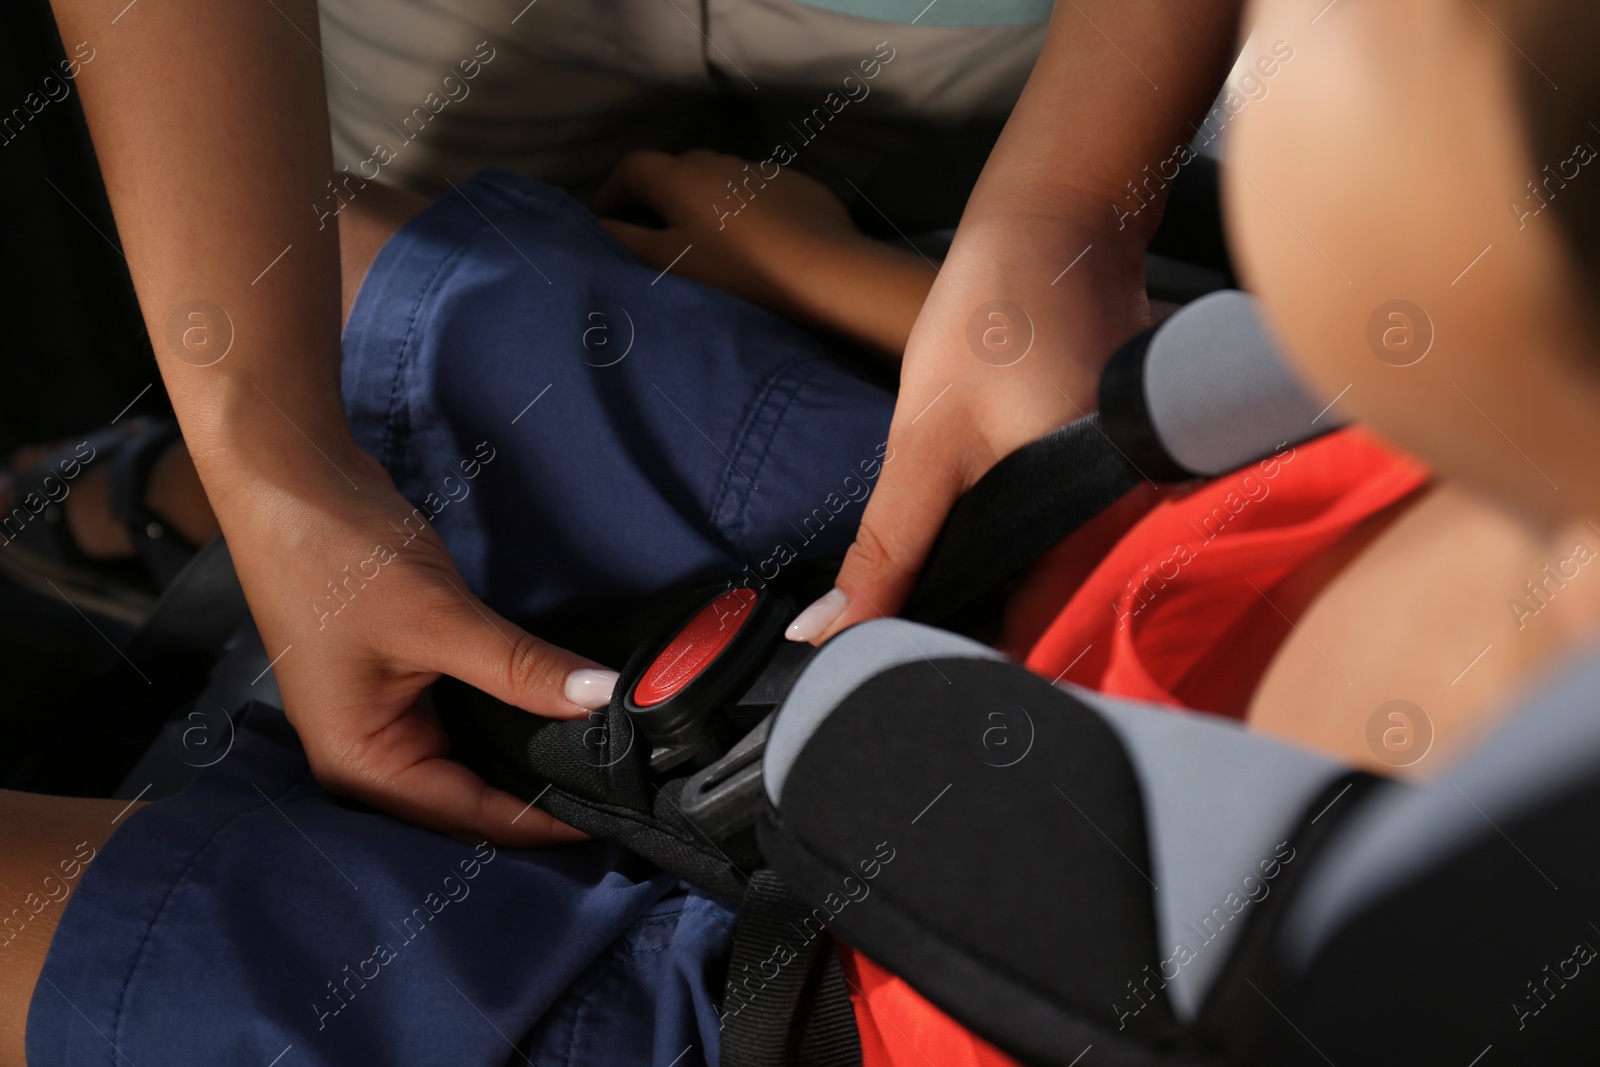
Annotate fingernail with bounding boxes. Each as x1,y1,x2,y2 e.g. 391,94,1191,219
786,588,849,642
564,668,620,709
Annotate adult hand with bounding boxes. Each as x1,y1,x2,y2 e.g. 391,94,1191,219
780,0,1244,643
224,448,616,847
44,0,628,848
782,214,1152,642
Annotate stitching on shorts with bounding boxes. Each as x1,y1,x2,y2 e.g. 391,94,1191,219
106,775,309,1063
376,184,524,479
739,359,825,497
710,357,826,554
379,245,465,479
708,357,801,528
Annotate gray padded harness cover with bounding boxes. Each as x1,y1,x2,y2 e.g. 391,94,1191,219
1144,290,1335,476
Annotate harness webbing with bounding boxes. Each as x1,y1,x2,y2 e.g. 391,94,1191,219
720,869,863,1067
902,412,1143,631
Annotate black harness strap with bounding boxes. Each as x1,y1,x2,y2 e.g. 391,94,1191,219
721,869,863,1067
792,951,863,1067
902,412,1144,630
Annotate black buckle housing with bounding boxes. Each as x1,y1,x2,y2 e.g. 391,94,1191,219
617,585,801,773
609,583,817,840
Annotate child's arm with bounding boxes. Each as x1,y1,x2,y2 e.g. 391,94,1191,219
597,151,937,358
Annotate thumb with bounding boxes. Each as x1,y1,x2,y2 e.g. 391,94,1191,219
785,434,964,645
424,581,620,718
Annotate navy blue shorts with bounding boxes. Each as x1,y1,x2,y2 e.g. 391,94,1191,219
27,170,894,1066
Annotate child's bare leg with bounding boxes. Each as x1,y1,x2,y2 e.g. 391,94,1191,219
0,792,146,1067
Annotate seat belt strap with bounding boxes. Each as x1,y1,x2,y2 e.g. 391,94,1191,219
721,868,863,1067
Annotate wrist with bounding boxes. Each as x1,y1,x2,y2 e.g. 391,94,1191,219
928,214,1154,408
173,377,371,515
205,446,405,614
946,200,1150,283
1002,171,1173,249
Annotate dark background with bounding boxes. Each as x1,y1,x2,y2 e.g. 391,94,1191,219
0,0,171,778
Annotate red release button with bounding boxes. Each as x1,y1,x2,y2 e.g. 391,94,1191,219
632,588,760,708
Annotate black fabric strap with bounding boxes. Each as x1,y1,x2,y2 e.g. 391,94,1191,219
721,869,862,1067
1096,327,1195,483
123,536,249,663
901,413,1144,629
793,948,862,1067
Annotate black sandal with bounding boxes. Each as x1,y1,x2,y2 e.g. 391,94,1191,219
0,418,198,624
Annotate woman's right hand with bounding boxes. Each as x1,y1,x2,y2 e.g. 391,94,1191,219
40,0,584,846
222,447,613,848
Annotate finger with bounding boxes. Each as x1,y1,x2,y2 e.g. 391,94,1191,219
787,427,966,645
416,584,619,719
594,149,697,222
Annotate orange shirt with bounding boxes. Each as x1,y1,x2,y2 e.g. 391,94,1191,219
841,428,1430,1067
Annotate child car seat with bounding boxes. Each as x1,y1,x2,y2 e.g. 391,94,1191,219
435,288,1340,901
438,287,1600,1063
431,290,1364,1063
88,289,1519,1066
759,619,1600,1066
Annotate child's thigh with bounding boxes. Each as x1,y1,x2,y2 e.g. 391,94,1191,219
20,700,730,1066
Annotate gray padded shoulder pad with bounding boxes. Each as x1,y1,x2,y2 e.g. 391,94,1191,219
1067,687,1348,1019
1146,289,1335,476
765,621,1355,1022
1284,643,1600,968
763,619,1002,807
